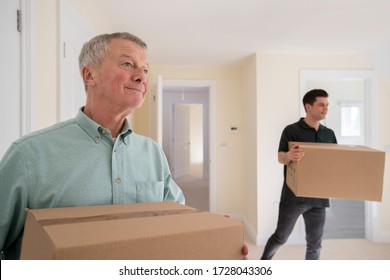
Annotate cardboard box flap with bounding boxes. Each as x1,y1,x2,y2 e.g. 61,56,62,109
36,208,201,226
289,142,383,153
44,212,241,248
28,201,188,221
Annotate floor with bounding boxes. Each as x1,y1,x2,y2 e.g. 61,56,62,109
245,235,390,260
174,164,390,260
175,164,209,211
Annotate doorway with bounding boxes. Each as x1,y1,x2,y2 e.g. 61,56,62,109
300,69,376,240
173,103,208,211
162,86,210,211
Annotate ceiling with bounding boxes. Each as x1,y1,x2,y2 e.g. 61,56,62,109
72,0,390,80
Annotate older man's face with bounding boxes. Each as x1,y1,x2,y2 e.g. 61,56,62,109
92,38,149,114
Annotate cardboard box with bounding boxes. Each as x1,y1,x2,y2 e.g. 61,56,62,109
286,142,385,201
20,202,244,260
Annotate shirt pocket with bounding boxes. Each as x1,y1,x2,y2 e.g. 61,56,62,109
135,181,164,203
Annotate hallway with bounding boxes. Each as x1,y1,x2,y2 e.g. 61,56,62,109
174,163,209,211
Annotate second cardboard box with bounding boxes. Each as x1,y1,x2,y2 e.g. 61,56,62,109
286,142,385,201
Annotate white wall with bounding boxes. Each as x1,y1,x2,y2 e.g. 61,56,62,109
189,104,203,164
378,78,390,237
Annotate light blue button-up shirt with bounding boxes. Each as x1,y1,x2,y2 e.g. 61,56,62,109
0,110,184,259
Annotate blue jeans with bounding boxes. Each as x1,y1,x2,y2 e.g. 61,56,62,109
261,203,326,260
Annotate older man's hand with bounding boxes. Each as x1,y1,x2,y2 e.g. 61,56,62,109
224,214,249,260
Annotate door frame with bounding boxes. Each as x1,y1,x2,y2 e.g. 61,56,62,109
165,91,209,179
20,0,35,135
158,79,216,212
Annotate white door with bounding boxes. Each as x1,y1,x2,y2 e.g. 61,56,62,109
59,0,94,121
172,104,191,178
0,0,21,158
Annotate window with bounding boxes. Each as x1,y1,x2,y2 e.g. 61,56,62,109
339,101,364,144
341,105,361,136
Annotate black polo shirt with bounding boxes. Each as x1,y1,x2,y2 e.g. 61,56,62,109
278,118,337,207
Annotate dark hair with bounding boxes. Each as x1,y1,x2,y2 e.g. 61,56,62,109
302,89,328,109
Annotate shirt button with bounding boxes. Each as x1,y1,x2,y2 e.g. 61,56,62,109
95,136,100,141
115,178,121,184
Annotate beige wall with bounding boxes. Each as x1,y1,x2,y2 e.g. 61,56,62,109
34,0,58,129
33,1,390,244
146,66,246,215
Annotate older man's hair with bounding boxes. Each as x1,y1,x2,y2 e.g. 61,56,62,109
78,32,147,91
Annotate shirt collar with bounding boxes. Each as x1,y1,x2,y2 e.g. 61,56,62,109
76,108,133,143
298,117,325,131
120,119,133,143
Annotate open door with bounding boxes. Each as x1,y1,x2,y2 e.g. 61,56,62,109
172,104,191,178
